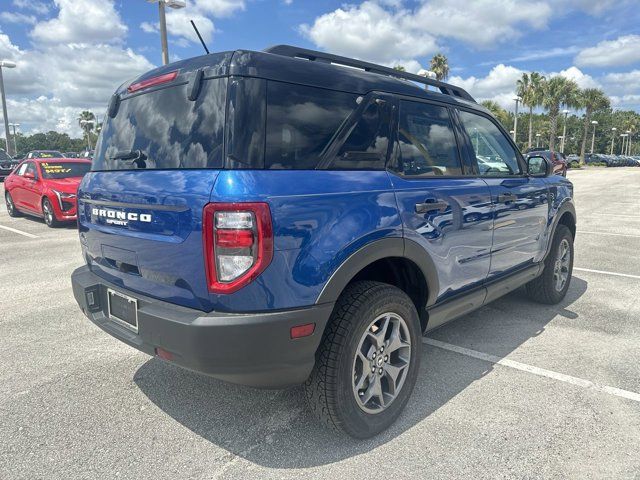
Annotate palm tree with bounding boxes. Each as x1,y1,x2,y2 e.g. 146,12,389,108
516,72,545,149
429,53,449,81
577,88,610,164
481,100,510,129
541,77,580,152
78,111,96,150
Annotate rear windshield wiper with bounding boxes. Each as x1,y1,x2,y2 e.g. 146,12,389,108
109,150,148,169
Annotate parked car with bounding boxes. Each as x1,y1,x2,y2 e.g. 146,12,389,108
0,149,20,181
70,45,576,438
24,150,66,159
79,149,94,159
64,152,80,158
4,158,91,227
524,150,567,176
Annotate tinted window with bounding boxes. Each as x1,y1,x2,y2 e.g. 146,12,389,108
329,99,391,170
396,101,462,176
93,77,227,170
226,77,266,169
265,82,357,169
16,163,28,176
459,110,522,176
40,162,91,179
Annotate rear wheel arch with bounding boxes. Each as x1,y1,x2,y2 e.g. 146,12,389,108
316,238,438,332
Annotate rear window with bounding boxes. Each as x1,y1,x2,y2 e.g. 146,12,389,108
40,162,91,179
265,82,358,169
92,77,227,171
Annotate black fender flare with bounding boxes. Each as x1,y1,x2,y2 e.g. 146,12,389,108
543,199,576,260
315,237,439,307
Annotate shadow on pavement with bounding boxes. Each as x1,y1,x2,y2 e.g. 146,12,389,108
134,276,588,468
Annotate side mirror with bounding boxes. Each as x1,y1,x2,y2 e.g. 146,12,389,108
527,155,550,177
23,172,35,180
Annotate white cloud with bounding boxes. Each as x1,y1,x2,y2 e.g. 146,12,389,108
0,11,37,25
449,64,525,109
601,70,640,96
556,66,600,89
407,0,551,48
12,0,50,15
31,0,127,44
1,1,155,136
575,35,640,68
300,1,438,65
158,0,244,45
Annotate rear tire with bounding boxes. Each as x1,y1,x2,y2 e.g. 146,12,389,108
5,191,21,217
525,224,573,304
42,198,61,228
304,281,421,438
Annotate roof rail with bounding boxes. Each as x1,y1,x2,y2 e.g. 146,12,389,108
263,44,476,103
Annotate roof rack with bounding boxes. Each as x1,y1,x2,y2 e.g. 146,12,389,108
263,45,475,103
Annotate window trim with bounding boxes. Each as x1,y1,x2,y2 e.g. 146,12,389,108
455,105,529,179
387,96,469,179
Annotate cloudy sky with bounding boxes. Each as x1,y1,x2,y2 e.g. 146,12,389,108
1,0,639,138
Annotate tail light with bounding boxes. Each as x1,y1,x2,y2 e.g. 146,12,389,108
203,203,273,294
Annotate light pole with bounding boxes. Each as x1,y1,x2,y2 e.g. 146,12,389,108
8,122,19,155
560,109,569,153
80,119,94,150
590,120,598,154
620,134,627,155
146,0,186,66
512,96,521,142
535,132,541,148
626,130,632,155
610,127,617,155
0,59,17,156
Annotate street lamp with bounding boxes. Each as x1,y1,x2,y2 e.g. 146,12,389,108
560,109,569,153
0,59,17,156
610,127,617,155
535,132,541,148
146,0,186,66
80,119,95,150
590,120,598,154
626,130,632,155
512,96,521,142
620,134,628,155
8,122,19,155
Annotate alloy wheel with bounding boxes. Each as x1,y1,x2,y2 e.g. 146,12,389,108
553,238,571,292
352,312,411,414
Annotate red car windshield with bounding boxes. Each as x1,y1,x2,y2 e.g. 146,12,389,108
40,162,91,179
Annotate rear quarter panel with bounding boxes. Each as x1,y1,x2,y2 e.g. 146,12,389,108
209,170,401,311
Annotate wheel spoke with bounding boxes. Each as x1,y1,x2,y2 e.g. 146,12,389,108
384,362,407,395
386,322,409,354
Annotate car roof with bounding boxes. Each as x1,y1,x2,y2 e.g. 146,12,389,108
119,46,484,114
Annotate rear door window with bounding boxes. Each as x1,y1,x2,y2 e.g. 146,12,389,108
265,82,358,169
92,77,227,170
394,100,463,177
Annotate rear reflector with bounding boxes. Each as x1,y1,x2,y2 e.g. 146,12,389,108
290,323,315,339
215,229,254,248
128,71,178,93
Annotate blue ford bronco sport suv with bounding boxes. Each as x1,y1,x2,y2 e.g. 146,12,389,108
71,45,576,438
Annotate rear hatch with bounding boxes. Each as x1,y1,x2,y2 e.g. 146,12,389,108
78,55,230,311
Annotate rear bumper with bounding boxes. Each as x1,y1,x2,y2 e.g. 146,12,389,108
71,265,333,388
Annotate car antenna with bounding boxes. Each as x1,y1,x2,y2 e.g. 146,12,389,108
190,20,210,54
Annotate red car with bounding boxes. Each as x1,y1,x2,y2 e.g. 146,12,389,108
4,158,91,227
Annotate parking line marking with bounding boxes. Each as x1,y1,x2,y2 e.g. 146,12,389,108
423,338,640,403
578,230,640,238
0,224,39,238
574,267,640,280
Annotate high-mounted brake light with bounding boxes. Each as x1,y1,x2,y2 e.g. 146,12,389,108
203,203,273,294
127,71,178,93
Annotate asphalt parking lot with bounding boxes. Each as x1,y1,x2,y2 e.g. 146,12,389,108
1,168,639,479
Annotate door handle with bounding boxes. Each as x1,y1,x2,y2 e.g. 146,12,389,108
415,200,449,214
497,193,517,203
